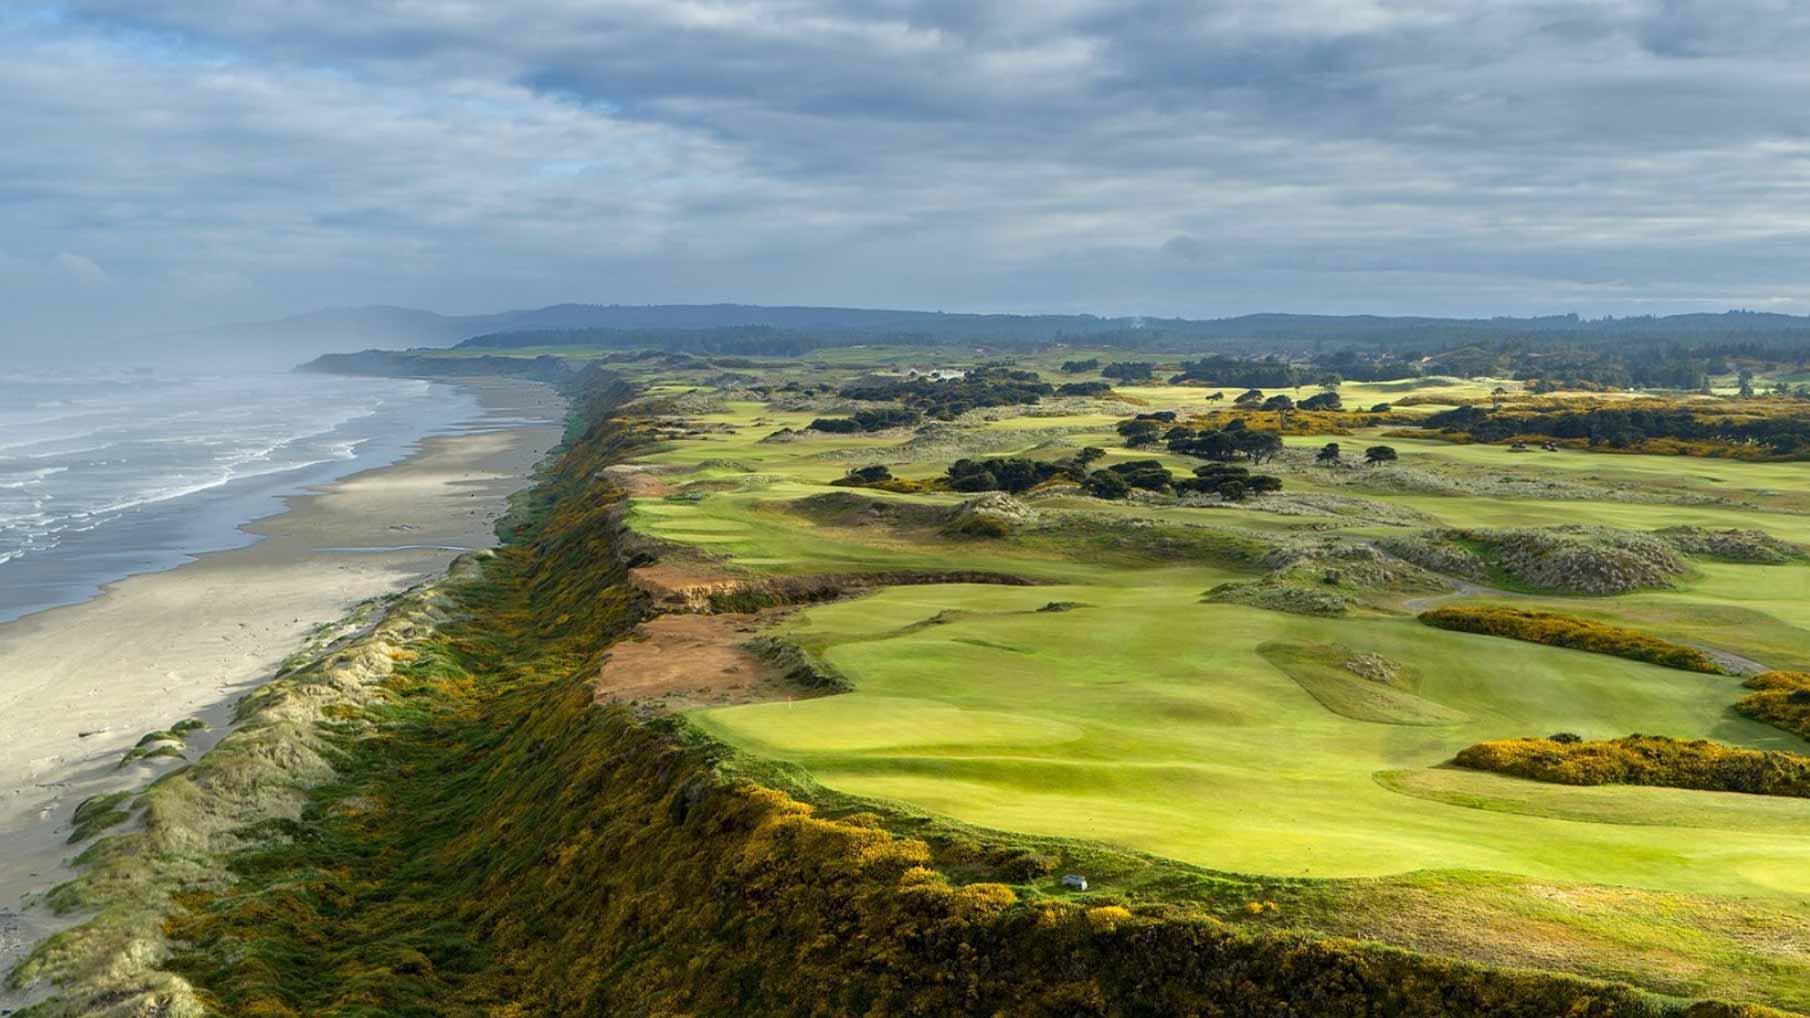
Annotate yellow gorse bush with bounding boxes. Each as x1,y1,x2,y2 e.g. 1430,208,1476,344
1419,606,1722,673
1735,670,1810,741
1457,734,1810,798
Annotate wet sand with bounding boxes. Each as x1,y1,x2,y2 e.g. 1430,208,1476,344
0,377,564,985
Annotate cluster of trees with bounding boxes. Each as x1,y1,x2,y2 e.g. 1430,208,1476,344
808,407,923,433
1084,459,1170,498
1060,358,1100,373
1169,355,1304,388
1525,349,1716,389
1420,404,1810,456
1056,381,1114,396
1117,415,1287,464
839,366,1053,418
946,457,1074,494
1315,442,1398,465
1181,463,1282,501
1455,734,1810,798
1307,348,1425,382
940,446,1285,503
1239,390,1346,414
1077,460,1283,501
1101,361,1155,381
1419,339,1810,390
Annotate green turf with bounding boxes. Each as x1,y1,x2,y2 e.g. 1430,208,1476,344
461,350,1810,1006
691,579,1806,897
600,365,1810,902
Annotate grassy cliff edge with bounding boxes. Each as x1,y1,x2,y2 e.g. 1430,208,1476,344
7,367,1787,1017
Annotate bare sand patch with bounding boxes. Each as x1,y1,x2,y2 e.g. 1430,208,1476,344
596,612,800,710
602,464,676,497
627,562,753,611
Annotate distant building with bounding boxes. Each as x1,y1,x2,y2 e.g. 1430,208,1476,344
904,368,968,382
1061,874,1088,891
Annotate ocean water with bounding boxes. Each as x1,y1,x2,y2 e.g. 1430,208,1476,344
0,370,488,624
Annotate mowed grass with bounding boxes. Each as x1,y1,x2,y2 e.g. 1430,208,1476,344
620,370,1810,905
691,577,1810,899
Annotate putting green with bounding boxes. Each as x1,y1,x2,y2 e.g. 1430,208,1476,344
692,578,1806,897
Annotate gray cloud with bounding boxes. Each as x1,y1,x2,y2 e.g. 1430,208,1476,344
5,0,1810,351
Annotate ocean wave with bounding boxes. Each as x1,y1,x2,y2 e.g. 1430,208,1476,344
224,457,337,483
323,437,371,460
0,370,484,620
23,442,115,460
0,465,70,489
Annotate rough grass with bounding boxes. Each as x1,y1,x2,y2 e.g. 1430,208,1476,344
65,793,134,845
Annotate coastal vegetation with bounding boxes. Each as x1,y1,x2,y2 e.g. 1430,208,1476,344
1455,735,1810,798
1418,606,1724,673
29,340,1810,1015
1411,400,1810,459
1735,671,1810,740
838,365,1054,418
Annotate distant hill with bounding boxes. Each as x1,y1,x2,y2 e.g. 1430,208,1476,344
207,302,1810,366
447,305,1810,355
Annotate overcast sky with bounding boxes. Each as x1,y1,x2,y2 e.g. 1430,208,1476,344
6,0,1810,344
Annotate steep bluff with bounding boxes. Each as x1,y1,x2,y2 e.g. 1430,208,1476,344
298,350,575,382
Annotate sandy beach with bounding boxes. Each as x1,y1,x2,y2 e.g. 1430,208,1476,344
0,377,564,983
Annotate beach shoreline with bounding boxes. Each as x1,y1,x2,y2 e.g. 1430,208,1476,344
0,376,565,991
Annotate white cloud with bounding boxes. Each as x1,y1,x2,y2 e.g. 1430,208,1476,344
3,0,1810,346
50,252,109,284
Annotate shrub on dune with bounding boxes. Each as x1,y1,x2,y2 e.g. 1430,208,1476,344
1456,734,1810,798
1735,670,1810,740
1418,606,1722,673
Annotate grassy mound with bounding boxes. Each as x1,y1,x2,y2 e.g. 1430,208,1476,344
1205,579,1351,616
1467,527,1689,594
1374,533,1492,582
1204,538,1450,617
1657,527,1808,565
1258,642,1467,725
65,792,134,845
788,490,951,529
1387,527,1690,595
1456,735,1810,798
1377,767,1810,833
1419,606,1723,673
